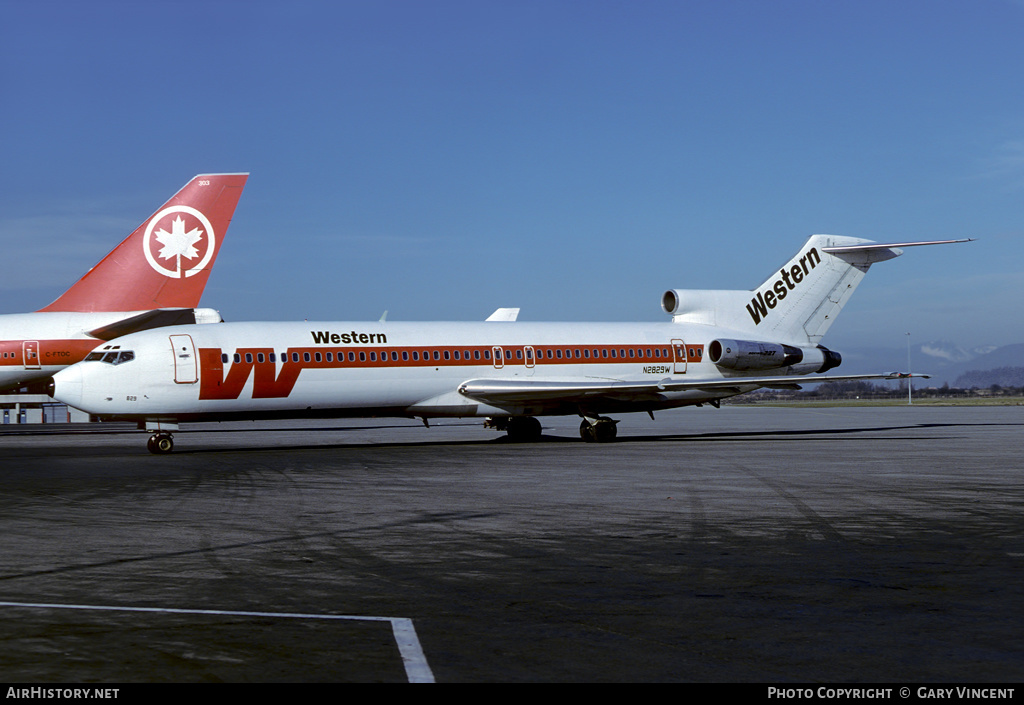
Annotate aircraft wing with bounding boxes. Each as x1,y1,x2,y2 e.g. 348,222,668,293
457,372,929,405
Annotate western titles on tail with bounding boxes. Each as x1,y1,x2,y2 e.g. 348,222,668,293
663,236,970,345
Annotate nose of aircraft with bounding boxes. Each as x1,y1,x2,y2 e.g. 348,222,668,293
49,364,84,410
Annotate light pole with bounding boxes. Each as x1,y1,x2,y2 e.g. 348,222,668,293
906,332,912,405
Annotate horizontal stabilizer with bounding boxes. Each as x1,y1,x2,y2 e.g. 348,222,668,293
821,238,974,254
88,308,223,341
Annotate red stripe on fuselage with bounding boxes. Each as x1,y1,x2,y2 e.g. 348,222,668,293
198,342,706,400
0,339,103,367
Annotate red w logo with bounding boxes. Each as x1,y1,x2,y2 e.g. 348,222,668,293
198,348,302,400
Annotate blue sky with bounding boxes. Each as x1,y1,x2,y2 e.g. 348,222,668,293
2,0,1022,350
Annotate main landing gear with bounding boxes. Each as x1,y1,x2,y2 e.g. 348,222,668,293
486,415,621,442
485,416,543,442
579,416,618,443
147,432,174,454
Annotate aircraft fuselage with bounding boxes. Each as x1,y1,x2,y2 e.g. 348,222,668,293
52,319,769,422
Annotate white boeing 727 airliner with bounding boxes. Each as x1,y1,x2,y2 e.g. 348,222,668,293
49,235,967,453
0,173,248,392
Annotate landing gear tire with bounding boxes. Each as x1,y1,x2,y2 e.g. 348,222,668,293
147,433,174,454
580,417,618,443
506,416,543,443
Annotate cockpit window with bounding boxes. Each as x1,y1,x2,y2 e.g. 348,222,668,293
88,350,135,365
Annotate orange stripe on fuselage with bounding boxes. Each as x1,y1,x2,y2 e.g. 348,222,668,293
0,339,102,367
198,343,706,400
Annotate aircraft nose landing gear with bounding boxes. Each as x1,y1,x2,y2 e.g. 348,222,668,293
147,433,174,454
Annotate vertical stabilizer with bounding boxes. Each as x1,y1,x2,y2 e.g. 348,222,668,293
39,173,248,313
665,235,969,344
739,235,902,345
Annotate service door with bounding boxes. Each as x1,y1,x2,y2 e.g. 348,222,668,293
22,341,40,370
524,345,536,376
170,334,198,384
671,339,687,375
524,346,535,368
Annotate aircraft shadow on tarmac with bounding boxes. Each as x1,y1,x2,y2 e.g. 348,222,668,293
159,420,1024,455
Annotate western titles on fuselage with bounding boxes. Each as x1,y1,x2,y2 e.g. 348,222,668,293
310,330,388,345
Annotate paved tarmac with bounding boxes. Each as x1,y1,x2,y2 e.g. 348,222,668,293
0,405,1022,682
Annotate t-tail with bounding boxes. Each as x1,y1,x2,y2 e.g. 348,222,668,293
38,173,248,313
662,234,972,346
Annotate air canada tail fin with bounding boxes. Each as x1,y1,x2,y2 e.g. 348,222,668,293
663,235,971,345
38,173,248,313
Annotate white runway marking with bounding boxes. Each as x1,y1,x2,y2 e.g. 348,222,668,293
0,600,435,683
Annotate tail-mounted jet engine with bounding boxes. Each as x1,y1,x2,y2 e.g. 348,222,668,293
708,339,842,374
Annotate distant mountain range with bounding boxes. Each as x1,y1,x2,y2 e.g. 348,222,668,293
827,341,1024,388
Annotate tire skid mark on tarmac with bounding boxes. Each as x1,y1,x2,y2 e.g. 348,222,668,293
0,511,487,584
735,463,846,544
